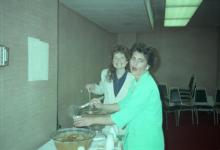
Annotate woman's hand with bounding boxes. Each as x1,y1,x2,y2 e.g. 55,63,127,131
85,84,96,93
73,116,94,127
73,115,114,126
89,97,103,109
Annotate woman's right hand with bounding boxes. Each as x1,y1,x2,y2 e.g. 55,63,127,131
89,97,103,109
85,84,96,93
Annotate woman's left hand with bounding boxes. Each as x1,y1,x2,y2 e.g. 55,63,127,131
73,116,94,127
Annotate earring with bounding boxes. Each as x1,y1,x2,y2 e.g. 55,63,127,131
146,65,150,70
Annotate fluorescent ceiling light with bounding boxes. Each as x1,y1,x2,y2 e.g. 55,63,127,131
166,0,203,6
165,7,198,19
164,0,203,27
164,19,189,27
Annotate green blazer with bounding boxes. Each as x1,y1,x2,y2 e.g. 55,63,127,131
111,71,164,150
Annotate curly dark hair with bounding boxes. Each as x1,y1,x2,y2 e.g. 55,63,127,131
107,45,130,81
130,42,156,68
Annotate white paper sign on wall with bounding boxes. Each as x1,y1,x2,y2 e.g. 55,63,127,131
28,37,49,81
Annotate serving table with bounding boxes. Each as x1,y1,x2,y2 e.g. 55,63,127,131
38,127,122,150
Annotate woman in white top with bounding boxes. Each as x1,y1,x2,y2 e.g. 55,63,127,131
86,45,134,104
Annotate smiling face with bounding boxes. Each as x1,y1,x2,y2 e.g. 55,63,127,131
130,51,148,79
112,52,128,70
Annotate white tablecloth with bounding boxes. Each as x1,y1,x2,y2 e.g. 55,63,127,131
38,126,122,150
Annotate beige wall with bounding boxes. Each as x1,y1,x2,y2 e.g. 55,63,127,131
137,28,219,95
58,4,117,127
117,33,137,48
217,29,220,88
0,0,58,150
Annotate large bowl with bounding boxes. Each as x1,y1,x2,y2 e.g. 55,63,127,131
52,128,95,150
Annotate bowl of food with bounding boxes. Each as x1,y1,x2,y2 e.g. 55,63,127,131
52,128,95,150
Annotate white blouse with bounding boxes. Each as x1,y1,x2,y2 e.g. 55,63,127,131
93,69,134,104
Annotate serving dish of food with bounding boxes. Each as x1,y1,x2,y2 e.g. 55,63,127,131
52,128,95,150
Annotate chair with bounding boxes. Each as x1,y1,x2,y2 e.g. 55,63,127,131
179,97,195,125
158,84,170,128
170,87,194,126
179,75,195,92
158,84,169,102
193,88,214,125
179,75,195,98
164,87,183,128
214,89,220,125
178,84,196,125
169,88,183,127
158,84,180,129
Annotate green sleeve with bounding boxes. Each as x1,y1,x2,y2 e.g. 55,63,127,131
111,79,154,128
